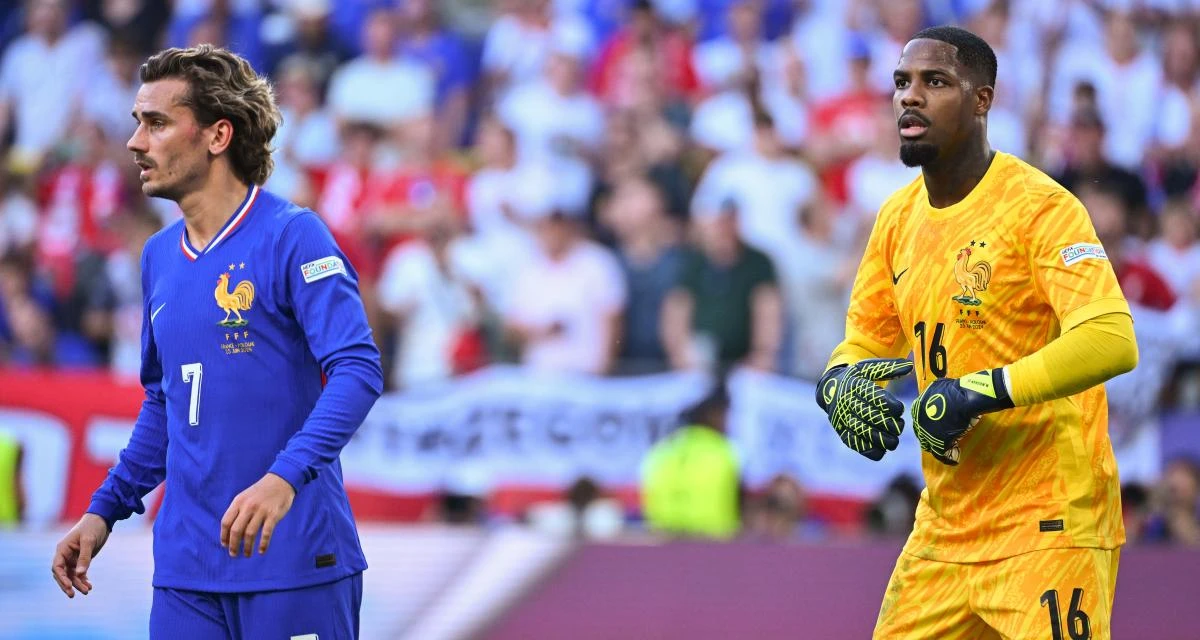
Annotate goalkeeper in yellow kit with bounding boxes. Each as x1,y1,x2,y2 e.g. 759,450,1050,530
815,26,1138,639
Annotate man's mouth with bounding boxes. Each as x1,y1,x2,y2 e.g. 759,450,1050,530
898,113,930,139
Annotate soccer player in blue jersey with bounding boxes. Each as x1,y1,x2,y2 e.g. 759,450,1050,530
49,45,384,638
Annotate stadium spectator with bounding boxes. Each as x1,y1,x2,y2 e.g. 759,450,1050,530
0,430,22,526
98,207,161,378
395,0,474,151
863,0,926,93
481,0,593,101
743,474,809,541
805,34,885,205
504,172,626,374
312,120,390,281
168,0,265,72
454,118,538,317
687,57,758,156
1048,9,1190,170
641,380,740,539
362,113,469,261
785,0,853,103
0,167,36,256
85,36,143,146
82,0,169,54
1147,198,1200,304
603,177,683,374
0,0,106,167
844,102,921,220
661,198,782,373
775,192,858,381
589,0,698,109
376,212,483,391
1053,107,1150,232
326,7,435,133
1121,482,1153,544
1144,456,1200,546
863,475,922,539
691,0,772,94
265,55,339,206
261,0,353,87
497,34,604,215
691,112,818,264
3,291,99,368
759,43,810,153
1078,183,1174,312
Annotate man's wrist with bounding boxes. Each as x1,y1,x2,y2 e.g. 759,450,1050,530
958,368,1014,412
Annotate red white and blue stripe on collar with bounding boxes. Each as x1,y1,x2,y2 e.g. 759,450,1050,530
180,184,260,261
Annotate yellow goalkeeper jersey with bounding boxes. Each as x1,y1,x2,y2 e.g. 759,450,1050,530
831,152,1130,563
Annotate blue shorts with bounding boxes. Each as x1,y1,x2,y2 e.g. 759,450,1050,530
149,573,362,640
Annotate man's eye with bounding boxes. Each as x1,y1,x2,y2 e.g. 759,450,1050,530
895,79,908,89
930,78,946,87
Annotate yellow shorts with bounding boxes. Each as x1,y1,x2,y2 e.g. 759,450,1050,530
874,547,1120,640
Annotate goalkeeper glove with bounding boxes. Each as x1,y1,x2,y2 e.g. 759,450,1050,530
816,358,914,461
910,368,1015,466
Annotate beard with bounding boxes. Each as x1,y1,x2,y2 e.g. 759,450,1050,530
899,141,939,167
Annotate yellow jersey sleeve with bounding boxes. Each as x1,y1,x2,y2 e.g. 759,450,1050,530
1024,191,1130,332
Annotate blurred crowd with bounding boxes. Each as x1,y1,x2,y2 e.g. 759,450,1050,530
1,0,1199,542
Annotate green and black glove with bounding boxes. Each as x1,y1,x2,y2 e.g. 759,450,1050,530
816,358,914,461
910,368,1015,465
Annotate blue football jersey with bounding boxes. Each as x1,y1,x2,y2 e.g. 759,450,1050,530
88,185,383,592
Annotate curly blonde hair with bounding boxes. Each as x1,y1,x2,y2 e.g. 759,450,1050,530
141,45,281,185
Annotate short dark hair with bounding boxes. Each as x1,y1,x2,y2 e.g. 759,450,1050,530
140,45,281,186
909,25,997,88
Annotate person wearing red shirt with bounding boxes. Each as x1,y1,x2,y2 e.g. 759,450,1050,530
589,0,698,108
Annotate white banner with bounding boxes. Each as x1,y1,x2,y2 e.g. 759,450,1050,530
725,369,924,499
341,365,924,499
340,366,714,493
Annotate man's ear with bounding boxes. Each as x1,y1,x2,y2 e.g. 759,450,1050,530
975,84,994,116
207,119,234,155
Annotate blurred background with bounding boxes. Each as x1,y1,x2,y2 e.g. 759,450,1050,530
2,0,1200,637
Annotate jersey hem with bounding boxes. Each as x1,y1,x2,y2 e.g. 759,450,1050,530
901,535,1124,564
151,561,366,593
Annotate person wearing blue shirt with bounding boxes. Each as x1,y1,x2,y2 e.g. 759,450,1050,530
49,45,384,639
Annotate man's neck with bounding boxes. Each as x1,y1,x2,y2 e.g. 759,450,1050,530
178,171,252,252
922,141,995,209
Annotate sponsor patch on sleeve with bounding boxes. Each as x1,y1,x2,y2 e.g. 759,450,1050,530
1060,243,1108,266
301,256,346,283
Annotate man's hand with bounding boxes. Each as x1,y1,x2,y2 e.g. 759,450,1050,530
911,369,1015,465
51,513,110,598
816,358,914,460
221,473,296,558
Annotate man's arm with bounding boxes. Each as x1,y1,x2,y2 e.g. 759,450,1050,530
911,191,1137,464
54,249,164,597
1006,312,1137,405
268,212,385,490
86,249,169,529
224,213,384,558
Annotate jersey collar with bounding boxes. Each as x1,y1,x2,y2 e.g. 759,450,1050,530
180,184,260,261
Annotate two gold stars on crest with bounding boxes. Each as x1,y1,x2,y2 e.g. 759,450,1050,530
228,262,246,272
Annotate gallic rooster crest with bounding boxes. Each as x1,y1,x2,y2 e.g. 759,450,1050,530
215,271,255,327
952,247,991,306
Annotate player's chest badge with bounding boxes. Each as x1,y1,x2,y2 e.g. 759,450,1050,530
951,240,992,330
215,261,256,355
